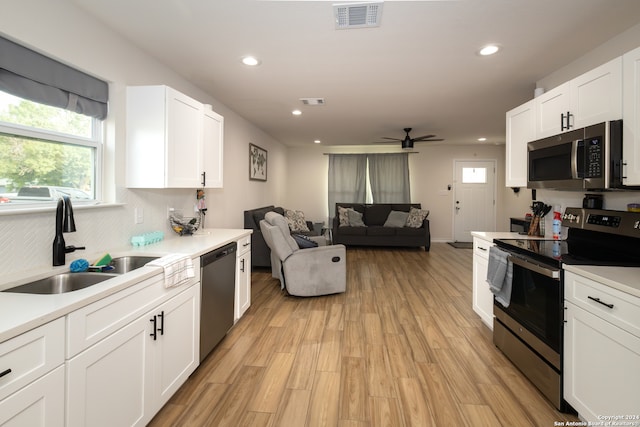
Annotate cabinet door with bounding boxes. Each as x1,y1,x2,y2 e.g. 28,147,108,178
571,57,622,129
535,82,570,138
235,251,251,322
0,366,64,427
472,238,494,329
564,302,640,423
166,88,203,188
623,46,640,185
202,108,224,188
505,100,535,187
153,283,200,409
66,315,154,427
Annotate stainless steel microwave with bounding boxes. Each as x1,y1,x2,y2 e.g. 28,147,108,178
527,120,625,190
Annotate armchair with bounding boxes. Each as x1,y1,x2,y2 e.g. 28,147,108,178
259,211,346,297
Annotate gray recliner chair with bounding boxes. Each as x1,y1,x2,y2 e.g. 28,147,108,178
259,211,347,297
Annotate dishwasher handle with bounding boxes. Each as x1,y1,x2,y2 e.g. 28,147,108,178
201,242,237,266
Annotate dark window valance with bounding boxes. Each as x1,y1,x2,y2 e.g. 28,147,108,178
0,36,108,120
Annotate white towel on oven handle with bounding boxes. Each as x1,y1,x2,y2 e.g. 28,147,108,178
486,246,513,308
147,253,195,288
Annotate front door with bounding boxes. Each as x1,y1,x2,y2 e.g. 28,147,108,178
453,160,496,242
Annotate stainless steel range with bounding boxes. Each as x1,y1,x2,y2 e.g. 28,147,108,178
492,207,640,412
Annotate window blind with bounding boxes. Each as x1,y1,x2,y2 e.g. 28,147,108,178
0,36,108,120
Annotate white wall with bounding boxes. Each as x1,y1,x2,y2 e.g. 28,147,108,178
0,0,287,277
286,143,531,242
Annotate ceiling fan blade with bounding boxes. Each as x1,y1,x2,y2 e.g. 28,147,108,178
411,134,437,141
379,137,403,141
415,138,444,142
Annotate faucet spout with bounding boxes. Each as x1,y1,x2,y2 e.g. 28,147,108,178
53,196,83,266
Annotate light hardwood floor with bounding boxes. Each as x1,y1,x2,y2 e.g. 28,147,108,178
149,243,579,426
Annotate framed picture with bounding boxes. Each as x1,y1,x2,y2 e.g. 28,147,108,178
249,143,267,181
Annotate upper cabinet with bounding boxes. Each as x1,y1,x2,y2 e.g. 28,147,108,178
126,85,224,188
623,46,640,186
535,57,622,138
505,100,535,187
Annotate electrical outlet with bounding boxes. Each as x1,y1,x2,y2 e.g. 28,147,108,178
134,207,144,224
167,206,174,219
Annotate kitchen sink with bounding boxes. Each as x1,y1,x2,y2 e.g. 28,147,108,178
3,272,119,294
108,256,159,274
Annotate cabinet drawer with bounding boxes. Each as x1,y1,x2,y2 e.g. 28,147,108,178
565,271,640,337
67,273,189,357
237,234,251,256
473,238,493,259
0,318,64,401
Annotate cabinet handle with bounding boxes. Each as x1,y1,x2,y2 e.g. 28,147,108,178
240,258,245,273
201,172,206,187
0,368,11,378
478,246,487,251
157,311,165,336
561,113,566,131
588,296,614,309
150,316,157,340
243,242,250,247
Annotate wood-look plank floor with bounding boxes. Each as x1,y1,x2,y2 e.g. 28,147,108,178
149,243,579,426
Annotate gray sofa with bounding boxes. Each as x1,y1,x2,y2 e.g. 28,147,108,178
332,203,430,251
244,205,318,268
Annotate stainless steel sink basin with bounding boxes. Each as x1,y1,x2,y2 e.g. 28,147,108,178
108,256,159,274
3,272,119,294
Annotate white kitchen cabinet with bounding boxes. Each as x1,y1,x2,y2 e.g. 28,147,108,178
536,57,622,138
66,282,200,427
563,271,640,423
472,236,494,329
623,46,640,185
0,366,64,427
505,100,535,187
126,85,224,188
235,234,252,322
202,106,224,188
0,318,65,427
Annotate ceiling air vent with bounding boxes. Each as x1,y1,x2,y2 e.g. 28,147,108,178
334,2,383,30
300,98,326,106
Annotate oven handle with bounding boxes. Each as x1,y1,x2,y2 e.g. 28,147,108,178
507,255,560,279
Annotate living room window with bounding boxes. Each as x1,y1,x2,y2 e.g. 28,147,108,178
0,36,108,208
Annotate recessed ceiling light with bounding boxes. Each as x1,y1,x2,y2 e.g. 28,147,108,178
292,109,302,116
241,56,260,66
314,140,321,144
479,45,500,56
478,137,487,142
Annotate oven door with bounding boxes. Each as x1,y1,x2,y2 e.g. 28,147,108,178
494,254,563,366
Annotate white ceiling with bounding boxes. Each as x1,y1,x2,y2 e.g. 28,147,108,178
73,0,640,147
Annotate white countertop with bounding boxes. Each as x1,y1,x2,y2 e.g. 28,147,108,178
471,231,547,241
563,264,640,299
0,228,251,343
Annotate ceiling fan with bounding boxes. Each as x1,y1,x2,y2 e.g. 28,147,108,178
375,127,444,149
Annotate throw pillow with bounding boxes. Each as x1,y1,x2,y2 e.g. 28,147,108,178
292,233,319,249
406,207,429,228
285,209,310,232
347,209,366,227
384,210,409,227
337,206,351,227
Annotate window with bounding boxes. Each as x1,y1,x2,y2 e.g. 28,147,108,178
0,90,102,206
461,167,487,184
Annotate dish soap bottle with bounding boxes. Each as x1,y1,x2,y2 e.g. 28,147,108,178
552,205,562,240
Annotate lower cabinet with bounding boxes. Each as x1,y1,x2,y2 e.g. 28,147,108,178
563,271,640,422
235,235,251,322
472,237,495,329
66,282,200,427
0,366,65,427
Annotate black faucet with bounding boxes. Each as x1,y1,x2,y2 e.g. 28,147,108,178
53,196,85,266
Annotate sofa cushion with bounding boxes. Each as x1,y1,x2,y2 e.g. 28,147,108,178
337,206,351,227
365,204,392,226
384,210,409,227
347,209,366,227
367,226,396,236
396,226,426,236
339,226,367,236
406,207,429,228
285,209,310,232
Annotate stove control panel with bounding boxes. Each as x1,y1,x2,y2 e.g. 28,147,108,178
563,207,640,237
586,214,621,227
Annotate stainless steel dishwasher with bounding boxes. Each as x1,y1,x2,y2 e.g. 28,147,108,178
200,242,237,362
